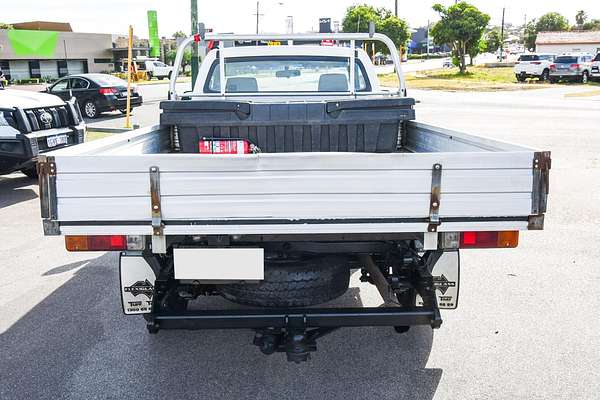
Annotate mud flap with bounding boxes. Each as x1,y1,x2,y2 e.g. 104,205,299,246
416,250,459,309
120,253,156,315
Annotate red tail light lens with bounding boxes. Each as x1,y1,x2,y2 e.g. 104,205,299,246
531,61,541,65
549,64,556,70
99,87,118,95
460,231,519,248
66,235,127,251
570,63,580,69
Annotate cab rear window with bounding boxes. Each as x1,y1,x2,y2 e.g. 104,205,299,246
518,55,538,61
555,56,577,64
204,56,371,93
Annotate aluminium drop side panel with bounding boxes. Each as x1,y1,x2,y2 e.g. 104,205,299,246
50,150,537,235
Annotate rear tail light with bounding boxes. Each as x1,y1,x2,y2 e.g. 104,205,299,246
99,87,118,95
514,61,520,64
549,64,556,70
65,235,145,251
570,63,580,69
531,61,541,65
198,138,255,154
459,231,519,248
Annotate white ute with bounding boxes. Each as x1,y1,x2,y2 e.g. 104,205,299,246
39,32,550,362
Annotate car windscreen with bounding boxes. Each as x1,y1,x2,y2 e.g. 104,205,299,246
204,56,370,93
93,75,127,87
518,55,538,61
554,56,578,64
593,53,600,62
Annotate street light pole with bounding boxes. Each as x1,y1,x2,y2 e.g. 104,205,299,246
191,0,199,89
395,0,398,17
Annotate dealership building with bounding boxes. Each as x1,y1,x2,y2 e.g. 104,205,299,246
0,21,152,81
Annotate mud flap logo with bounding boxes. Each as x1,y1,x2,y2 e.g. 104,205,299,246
432,274,456,295
124,279,154,298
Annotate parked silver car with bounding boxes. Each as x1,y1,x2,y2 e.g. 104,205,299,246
549,54,593,83
591,53,600,81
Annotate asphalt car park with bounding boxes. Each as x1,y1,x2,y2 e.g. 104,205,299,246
1,85,599,399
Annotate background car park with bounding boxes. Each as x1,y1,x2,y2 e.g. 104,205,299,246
46,73,143,118
514,53,556,82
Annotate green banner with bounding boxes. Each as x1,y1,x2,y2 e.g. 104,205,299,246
7,30,58,57
147,10,160,58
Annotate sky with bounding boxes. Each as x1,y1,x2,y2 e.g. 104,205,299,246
3,0,600,38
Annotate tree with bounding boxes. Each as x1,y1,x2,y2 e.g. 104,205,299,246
0,23,13,29
342,4,410,54
166,48,192,72
523,20,537,51
582,19,600,31
485,29,501,53
575,10,587,28
468,38,486,66
173,31,187,39
535,12,569,32
430,2,490,73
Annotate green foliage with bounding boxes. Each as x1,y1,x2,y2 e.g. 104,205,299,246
535,12,569,32
172,31,187,39
166,48,192,72
485,29,501,53
0,22,13,29
523,20,537,51
341,4,410,54
431,2,490,73
582,19,600,31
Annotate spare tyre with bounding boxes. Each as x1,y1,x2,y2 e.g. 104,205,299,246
219,256,350,307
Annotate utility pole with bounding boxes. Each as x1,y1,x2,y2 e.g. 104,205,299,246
394,0,398,17
499,7,505,62
191,0,199,88
426,20,430,59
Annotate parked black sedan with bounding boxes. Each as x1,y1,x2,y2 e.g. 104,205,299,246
46,73,143,118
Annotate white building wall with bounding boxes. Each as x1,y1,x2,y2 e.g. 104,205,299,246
536,43,600,54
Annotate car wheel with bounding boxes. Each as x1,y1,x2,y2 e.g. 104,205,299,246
540,69,550,82
147,72,153,80
549,78,556,84
20,166,38,179
515,74,525,83
581,71,589,84
83,100,99,119
158,76,165,80
168,71,172,80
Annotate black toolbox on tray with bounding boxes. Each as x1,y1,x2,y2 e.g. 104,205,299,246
159,98,415,153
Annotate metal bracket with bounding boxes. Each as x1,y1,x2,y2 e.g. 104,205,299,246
532,151,551,215
149,166,164,236
428,163,442,232
37,156,58,222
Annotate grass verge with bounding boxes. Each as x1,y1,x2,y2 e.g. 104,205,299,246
86,131,114,141
379,66,551,91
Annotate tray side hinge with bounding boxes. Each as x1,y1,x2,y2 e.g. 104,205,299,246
149,166,165,249
428,163,442,232
38,156,60,235
531,151,551,216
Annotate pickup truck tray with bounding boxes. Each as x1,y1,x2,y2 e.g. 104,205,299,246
39,121,549,237
160,98,415,153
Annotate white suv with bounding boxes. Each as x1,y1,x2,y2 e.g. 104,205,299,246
591,53,600,81
514,53,556,82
